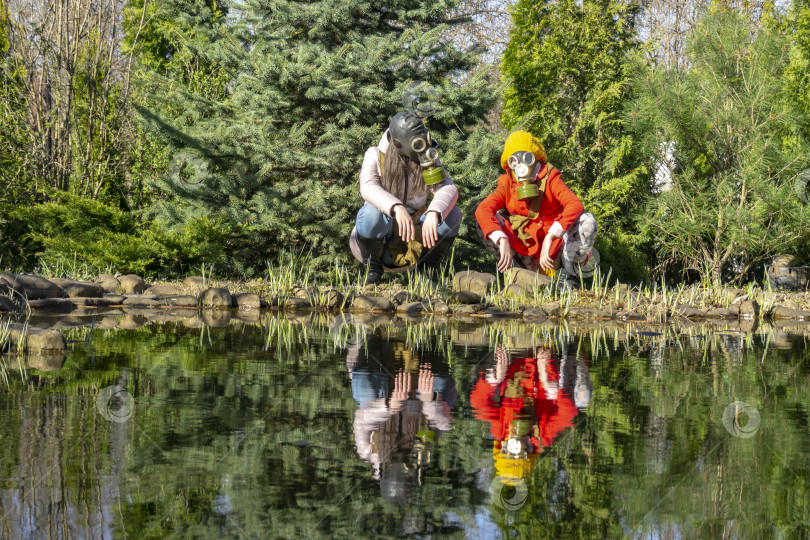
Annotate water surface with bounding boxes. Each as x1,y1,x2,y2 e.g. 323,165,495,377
1,313,809,538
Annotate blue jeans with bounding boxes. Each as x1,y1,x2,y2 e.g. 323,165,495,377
356,204,462,240
355,204,462,266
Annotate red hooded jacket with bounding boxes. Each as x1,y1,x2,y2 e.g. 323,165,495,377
470,357,578,452
475,164,584,259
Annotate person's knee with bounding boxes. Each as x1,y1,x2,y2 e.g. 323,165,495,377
356,204,391,239
437,206,462,238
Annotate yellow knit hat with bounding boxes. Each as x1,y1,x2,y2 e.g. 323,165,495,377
501,130,547,170
493,446,539,479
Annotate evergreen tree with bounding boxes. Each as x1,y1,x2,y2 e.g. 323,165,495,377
133,0,497,274
628,7,810,283
500,0,648,281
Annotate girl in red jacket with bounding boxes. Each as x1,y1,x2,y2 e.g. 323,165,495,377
475,131,596,278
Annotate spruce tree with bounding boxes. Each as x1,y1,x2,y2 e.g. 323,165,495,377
133,0,496,274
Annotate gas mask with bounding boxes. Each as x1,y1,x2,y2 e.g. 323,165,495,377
389,111,445,186
507,151,540,200
502,418,532,458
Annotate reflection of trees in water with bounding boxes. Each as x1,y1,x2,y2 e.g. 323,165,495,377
0,317,809,538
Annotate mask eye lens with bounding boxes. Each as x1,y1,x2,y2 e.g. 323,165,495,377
425,147,438,161
411,138,427,153
522,152,536,166
507,154,520,170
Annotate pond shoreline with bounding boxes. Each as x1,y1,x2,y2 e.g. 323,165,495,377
2,270,810,358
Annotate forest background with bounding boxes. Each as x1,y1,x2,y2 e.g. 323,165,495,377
1,0,810,285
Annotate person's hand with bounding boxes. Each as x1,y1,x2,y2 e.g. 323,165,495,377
421,212,440,249
539,234,555,271
393,205,415,243
417,364,434,402
497,237,513,273
390,369,411,410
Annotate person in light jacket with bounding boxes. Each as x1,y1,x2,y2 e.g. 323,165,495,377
349,112,462,285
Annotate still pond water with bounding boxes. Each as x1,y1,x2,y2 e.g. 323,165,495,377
1,312,810,539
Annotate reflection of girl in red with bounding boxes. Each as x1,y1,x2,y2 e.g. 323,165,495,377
471,346,579,479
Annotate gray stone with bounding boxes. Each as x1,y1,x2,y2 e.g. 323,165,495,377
706,307,738,319
71,297,121,308
117,314,147,329
235,309,261,323
163,295,199,308
25,354,67,371
94,274,121,293
739,299,760,319
452,291,482,304
321,289,345,310
6,323,66,354
200,287,232,309
233,292,261,310
0,273,65,299
542,302,561,317
183,317,204,329
397,301,426,314
103,294,126,304
291,285,317,299
0,296,16,312
522,307,548,321
618,310,645,322
118,274,146,294
202,310,231,327
430,299,451,315
673,304,706,319
505,267,552,290
49,278,105,298
122,295,161,307
505,283,526,297
454,304,479,316
144,283,183,297
392,291,409,306
772,306,810,320
27,298,74,312
350,295,395,313
453,271,496,296
283,297,311,311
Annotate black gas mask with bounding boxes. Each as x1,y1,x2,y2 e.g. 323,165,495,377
507,151,540,200
389,112,445,186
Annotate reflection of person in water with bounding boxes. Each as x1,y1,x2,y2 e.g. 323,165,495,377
471,345,589,480
346,338,457,503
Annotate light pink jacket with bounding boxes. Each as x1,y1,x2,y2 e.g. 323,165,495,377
349,130,459,264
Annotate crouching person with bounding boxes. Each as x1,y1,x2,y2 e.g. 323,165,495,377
349,112,462,285
474,131,598,286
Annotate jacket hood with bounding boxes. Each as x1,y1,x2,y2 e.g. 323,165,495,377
378,130,391,153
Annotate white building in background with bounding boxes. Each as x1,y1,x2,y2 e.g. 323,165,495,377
654,141,675,192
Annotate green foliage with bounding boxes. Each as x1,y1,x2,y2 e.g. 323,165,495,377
628,7,810,283
786,0,810,140
501,0,648,264
134,0,498,273
8,191,236,276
